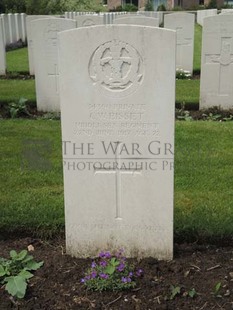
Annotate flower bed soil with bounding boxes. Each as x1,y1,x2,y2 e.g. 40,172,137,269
0,238,233,310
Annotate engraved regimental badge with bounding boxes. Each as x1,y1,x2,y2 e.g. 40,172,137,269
89,40,144,98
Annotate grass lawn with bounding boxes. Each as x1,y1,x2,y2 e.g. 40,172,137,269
176,79,200,107
6,47,29,73
193,24,202,72
0,120,233,241
0,80,36,104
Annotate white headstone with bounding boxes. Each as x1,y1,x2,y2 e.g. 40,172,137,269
197,9,217,27
26,15,56,75
32,18,76,112
20,13,26,43
164,12,195,74
1,14,10,46
221,9,233,14
8,13,17,44
58,25,175,259
76,15,104,27
113,16,159,27
0,17,6,75
200,15,233,109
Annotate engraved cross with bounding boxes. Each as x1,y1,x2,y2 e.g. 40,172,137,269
205,37,233,95
94,142,142,220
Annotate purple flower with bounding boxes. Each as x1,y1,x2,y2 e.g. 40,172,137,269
91,271,97,278
98,251,112,259
121,276,127,283
105,251,111,259
81,278,86,283
117,262,125,272
99,251,106,258
91,261,97,268
121,276,131,283
99,273,109,279
100,260,107,267
136,269,143,277
128,272,133,277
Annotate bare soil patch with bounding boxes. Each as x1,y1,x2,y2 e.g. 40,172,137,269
0,238,233,310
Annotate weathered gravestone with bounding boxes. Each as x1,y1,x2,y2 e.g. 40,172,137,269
113,16,159,27
32,18,76,112
200,15,233,109
197,9,217,27
26,15,56,75
0,17,6,75
164,12,195,74
76,15,104,27
58,25,175,259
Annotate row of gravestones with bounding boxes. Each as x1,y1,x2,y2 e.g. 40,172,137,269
27,14,193,112
1,13,233,110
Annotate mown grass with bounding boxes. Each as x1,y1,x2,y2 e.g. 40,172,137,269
6,47,29,73
193,24,202,72
0,120,63,238
176,79,200,107
0,80,36,103
0,120,233,241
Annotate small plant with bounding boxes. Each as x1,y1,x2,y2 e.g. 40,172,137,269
213,282,222,298
176,69,191,80
81,249,143,291
170,285,182,299
8,97,30,118
176,103,193,121
0,249,43,299
202,112,222,121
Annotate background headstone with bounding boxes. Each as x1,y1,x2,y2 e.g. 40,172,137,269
75,15,104,27
197,9,217,27
113,16,159,27
59,25,175,259
200,15,233,109
0,17,6,75
26,15,55,75
164,12,195,74
32,18,76,112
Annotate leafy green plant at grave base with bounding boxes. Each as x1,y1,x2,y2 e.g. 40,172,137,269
176,103,193,121
8,97,30,118
81,249,143,291
176,69,191,80
0,250,43,299
39,112,61,120
202,112,222,121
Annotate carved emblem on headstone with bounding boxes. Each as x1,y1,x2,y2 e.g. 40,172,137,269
82,19,95,27
89,40,144,98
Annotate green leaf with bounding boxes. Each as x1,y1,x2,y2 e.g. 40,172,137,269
18,269,34,280
105,265,115,275
170,285,181,300
10,250,17,259
0,265,6,277
16,250,28,261
25,260,43,271
215,282,221,294
22,255,34,263
5,276,27,299
110,258,119,267
188,288,196,298
18,97,28,105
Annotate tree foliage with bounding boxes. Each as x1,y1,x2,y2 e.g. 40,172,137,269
0,0,106,14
